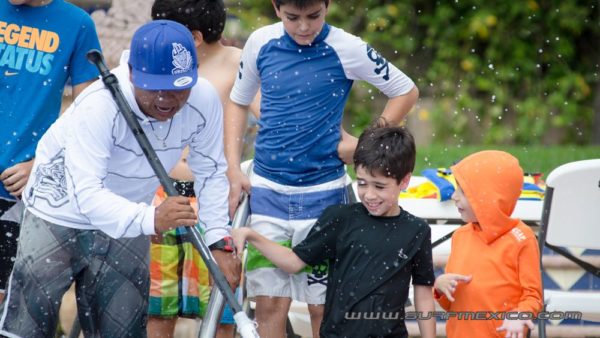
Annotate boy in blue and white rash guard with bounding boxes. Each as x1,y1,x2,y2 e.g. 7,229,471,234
0,20,233,337
224,1,419,337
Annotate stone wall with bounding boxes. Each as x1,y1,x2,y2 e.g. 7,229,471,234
90,0,152,68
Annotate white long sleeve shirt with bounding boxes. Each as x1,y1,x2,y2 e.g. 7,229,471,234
23,57,230,245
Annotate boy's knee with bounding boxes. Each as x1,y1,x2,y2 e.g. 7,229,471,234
307,304,324,319
255,296,291,319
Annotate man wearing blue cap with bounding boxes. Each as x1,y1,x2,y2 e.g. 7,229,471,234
0,20,232,337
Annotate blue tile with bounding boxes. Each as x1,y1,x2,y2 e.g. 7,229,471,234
569,274,591,290
542,271,561,290
582,248,600,255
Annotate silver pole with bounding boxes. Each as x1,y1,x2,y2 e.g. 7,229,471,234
199,162,252,338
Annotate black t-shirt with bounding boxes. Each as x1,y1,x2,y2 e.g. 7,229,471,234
293,203,434,338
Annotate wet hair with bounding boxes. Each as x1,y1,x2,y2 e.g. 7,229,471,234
274,0,329,10
353,125,416,184
151,0,226,43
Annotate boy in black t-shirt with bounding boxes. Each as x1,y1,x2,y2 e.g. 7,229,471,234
232,126,436,338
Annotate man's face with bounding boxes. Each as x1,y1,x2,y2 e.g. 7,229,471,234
274,1,328,46
133,87,191,121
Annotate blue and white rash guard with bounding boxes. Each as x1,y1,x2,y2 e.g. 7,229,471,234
231,22,415,186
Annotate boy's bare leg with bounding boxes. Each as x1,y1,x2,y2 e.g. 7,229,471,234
308,304,323,338
147,317,177,338
216,324,235,338
255,296,292,338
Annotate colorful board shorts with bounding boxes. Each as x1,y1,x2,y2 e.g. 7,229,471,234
246,172,350,304
148,182,234,324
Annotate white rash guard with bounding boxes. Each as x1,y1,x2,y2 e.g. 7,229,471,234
23,53,230,244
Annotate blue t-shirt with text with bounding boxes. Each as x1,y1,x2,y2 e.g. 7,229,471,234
0,0,100,200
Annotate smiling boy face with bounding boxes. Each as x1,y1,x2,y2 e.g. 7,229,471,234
356,165,410,217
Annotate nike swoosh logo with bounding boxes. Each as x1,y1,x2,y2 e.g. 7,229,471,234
4,70,18,76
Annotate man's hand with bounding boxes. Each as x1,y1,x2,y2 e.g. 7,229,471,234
497,317,535,338
226,168,250,219
433,273,472,302
0,159,34,198
154,196,197,233
337,128,358,164
211,249,242,289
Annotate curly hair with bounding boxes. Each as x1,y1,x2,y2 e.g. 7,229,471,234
151,0,226,43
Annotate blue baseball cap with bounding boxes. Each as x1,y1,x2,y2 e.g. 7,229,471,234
129,20,198,90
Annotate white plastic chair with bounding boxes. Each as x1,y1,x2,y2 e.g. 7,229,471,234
538,159,600,337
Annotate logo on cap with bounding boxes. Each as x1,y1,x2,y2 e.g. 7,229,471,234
172,43,193,75
173,76,193,87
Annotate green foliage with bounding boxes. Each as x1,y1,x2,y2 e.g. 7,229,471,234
415,144,600,178
419,1,598,145
226,1,600,145
344,144,600,180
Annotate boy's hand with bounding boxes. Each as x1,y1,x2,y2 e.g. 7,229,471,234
0,159,34,198
226,168,251,219
154,196,197,233
496,318,534,338
231,228,250,258
433,273,472,301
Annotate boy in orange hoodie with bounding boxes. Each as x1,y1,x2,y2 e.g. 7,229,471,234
433,150,543,338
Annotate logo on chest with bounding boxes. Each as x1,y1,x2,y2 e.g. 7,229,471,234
397,248,408,260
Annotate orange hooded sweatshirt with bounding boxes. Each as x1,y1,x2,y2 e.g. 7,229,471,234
435,150,543,338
